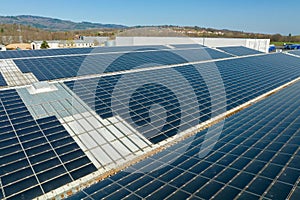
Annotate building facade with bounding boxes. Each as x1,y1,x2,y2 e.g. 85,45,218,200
31,40,94,50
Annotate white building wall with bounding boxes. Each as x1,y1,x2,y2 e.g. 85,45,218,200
75,43,94,48
48,43,60,49
203,38,270,53
116,37,203,46
202,38,247,47
245,39,270,53
31,41,60,50
0,46,6,51
31,41,94,50
83,36,109,46
115,37,270,53
115,37,135,46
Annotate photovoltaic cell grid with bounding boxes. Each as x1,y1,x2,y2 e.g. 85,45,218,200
0,89,97,200
217,53,300,109
0,47,93,59
14,48,232,81
0,73,6,86
67,76,300,200
201,48,233,59
14,81,153,171
289,50,300,57
217,46,263,56
65,53,300,144
0,46,298,200
0,45,170,60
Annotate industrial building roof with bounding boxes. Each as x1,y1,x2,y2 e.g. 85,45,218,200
0,45,299,200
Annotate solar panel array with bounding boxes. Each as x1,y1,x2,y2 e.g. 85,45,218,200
65,53,300,143
0,89,97,200
14,48,232,81
0,48,93,59
0,44,299,200
0,45,172,60
68,79,300,200
217,46,263,56
288,50,300,57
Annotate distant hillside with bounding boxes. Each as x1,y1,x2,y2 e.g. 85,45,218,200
0,15,127,31
0,23,117,45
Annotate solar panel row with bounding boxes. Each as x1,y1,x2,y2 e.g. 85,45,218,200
0,48,93,59
14,48,232,81
67,77,300,200
0,45,264,60
65,53,300,144
0,45,171,60
217,46,263,56
0,89,97,200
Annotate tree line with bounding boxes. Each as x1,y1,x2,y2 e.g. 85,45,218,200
0,24,116,45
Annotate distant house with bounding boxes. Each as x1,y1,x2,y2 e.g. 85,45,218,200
31,40,60,50
58,40,94,48
31,40,94,50
0,45,6,51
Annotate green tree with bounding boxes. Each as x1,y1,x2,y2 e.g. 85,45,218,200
0,28,3,33
271,34,282,42
288,33,292,42
40,40,50,49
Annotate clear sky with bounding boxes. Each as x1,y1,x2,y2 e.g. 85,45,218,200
0,0,298,35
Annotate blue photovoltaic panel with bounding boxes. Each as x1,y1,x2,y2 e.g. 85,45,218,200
67,79,300,200
65,53,300,144
0,45,169,59
217,46,263,56
215,53,300,110
15,48,232,81
0,48,93,59
0,73,7,86
203,48,232,59
289,50,300,57
0,89,97,200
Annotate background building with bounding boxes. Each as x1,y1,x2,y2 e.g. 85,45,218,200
0,45,6,51
31,40,94,50
30,37,270,52
114,37,270,53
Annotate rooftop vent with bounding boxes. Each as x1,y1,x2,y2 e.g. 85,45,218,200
27,81,57,94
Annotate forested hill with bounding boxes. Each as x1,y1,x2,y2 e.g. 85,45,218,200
0,15,126,31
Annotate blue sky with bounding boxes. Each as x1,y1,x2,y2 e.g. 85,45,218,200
0,0,298,35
